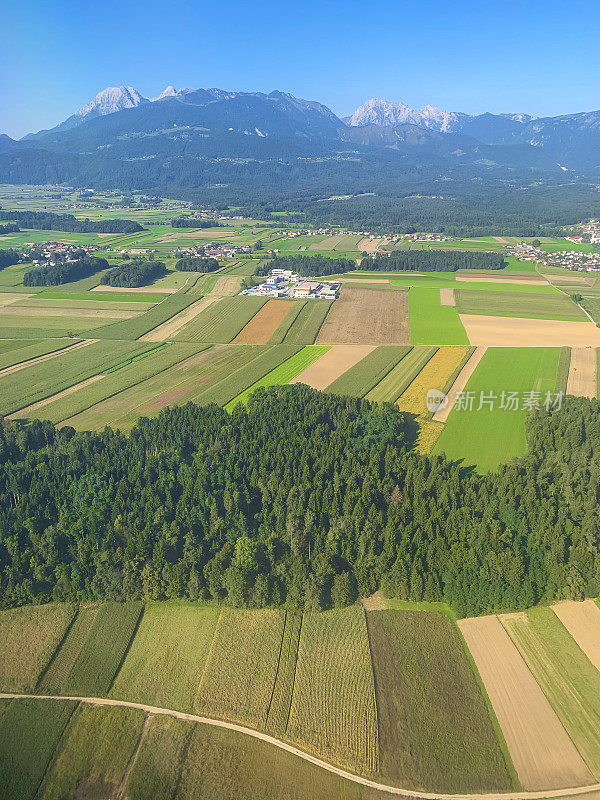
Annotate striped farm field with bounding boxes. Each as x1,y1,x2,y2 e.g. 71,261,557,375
290,345,374,391
110,602,220,713
552,600,600,672
433,347,561,472
0,604,75,692
195,609,285,729
458,614,591,790
501,607,600,779
37,703,145,800
409,287,470,345
0,338,75,371
233,299,296,344
396,346,470,415
268,300,306,343
366,346,437,403
317,288,409,345
82,293,198,340
325,345,412,397
287,606,378,774
265,612,303,739
282,300,332,344
37,606,100,694
61,602,143,696
366,610,512,791
174,296,267,342
455,289,586,321
126,713,193,800
225,345,328,409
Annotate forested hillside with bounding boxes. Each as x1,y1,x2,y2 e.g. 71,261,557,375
0,387,597,616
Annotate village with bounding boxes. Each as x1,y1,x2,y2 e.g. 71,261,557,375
240,269,340,299
508,241,600,271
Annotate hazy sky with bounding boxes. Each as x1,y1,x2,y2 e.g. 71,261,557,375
2,0,599,138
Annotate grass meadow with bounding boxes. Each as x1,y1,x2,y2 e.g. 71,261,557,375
366,346,437,403
433,347,561,471
409,287,470,344
455,289,586,321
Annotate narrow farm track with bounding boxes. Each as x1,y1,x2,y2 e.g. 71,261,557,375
0,338,98,378
3,693,600,800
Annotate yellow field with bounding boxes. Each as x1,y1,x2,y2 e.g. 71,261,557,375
396,346,469,415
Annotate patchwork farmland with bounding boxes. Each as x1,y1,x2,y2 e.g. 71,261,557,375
4,599,600,797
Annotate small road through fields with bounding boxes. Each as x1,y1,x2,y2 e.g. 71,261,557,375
2,693,600,800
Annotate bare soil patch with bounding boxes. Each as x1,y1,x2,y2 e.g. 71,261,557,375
0,293,28,307
91,285,177,294
433,346,487,422
544,274,595,286
458,614,592,790
360,591,388,611
460,315,600,346
9,374,106,419
552,601,600,673
440,288,456,306
357,237,382,253
233,299,294,344
567,348,596,398
316,288,409,345
291,345,374,390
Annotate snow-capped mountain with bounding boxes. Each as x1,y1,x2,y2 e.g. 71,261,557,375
75,86,148,120
347,98,468,133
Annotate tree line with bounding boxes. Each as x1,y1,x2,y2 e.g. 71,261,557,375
175,256,220,272
0,211,143,234
0,224,19,235
256,254,356,277
360,251,506,271
0,387,598,617
23,255,109,286
101,259,166,288
171,218,221,228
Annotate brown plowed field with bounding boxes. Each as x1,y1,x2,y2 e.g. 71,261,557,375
316,289,409,345
440,288,456,306
460,315,600,346
290,345,374,390
552,601,600,672
566,348,596,398
232,299,294,344
458,615,592,790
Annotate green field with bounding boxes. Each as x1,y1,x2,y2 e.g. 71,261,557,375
366,610,512,791
110,602,220,713
365,346,437,403
32,290,163,303
225,345,329,409
455,289,586,320
174,296,267,342
0,337,76,370
61,602,143,695
325,345,412,397
268,300,306,343
0,340,157,415
38,606,100,694
281,300,332,344
83,292,197,339
502,608,600,779
433,347,561,471
409,287,470,344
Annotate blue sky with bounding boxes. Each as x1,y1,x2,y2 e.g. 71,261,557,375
1,0,599,138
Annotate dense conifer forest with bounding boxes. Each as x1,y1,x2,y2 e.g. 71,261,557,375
0,247,20,269
256,255,356,277
175,256,220,272
0,387,597,616
360,251,506,271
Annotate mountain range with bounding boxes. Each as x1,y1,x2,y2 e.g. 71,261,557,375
1,85,600,234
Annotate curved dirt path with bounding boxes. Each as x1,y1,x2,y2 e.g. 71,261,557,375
2,692,600,800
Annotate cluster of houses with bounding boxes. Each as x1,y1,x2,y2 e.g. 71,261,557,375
507,242,600,272
173,243,251,259
240,269,340,300
23,242,100,265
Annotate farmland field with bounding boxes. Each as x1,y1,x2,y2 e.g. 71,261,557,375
408,287,470,345
501,607,600,778
366,610,511,791
317,288,409,345
110,602,220,712
290,344,374,391
232,299,295,344
38,703,145,800
225,345,328,409
396,346,470,415
195,608,285,729
174,296,266,342
126,713,192,800
61,602,143,696
365,346,437,403
0,604,75,692
38,606,99,694
433,347,561,471
455,289,586,320
287,606,378,773
268,299,306,343
282,299,332,344
0,337,76,370
265,612,303,739
325,345,411,397
0,699,76,800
